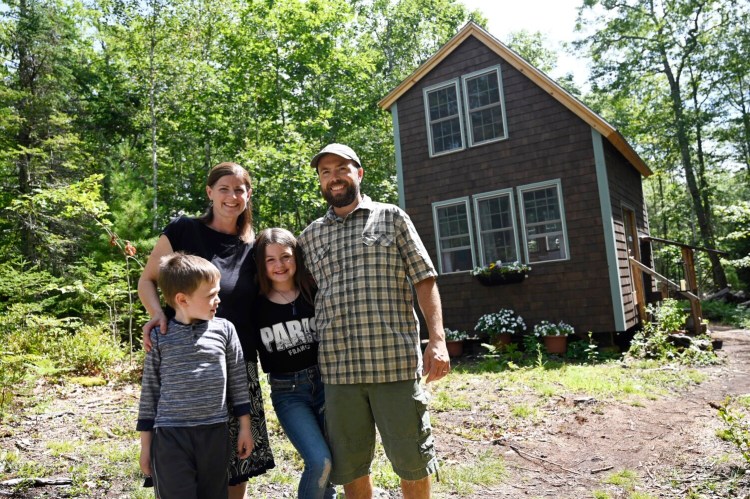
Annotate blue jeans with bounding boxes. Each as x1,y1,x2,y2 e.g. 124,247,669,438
269,365,336,499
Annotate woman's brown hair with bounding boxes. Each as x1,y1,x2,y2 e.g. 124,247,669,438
255,228,316,305
198,162,254,243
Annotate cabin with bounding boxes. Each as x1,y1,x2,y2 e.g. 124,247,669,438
378,22,654,341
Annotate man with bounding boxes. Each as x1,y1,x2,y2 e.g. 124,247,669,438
298,143,450,499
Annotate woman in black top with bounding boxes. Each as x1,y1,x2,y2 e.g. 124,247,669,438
137,162,274,498
251,228,335,499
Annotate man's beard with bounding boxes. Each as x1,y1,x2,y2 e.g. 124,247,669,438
322,181,359,208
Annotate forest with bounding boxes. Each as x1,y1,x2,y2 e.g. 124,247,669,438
0,0,748,384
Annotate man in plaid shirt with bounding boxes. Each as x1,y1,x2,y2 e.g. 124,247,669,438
299,143,450,499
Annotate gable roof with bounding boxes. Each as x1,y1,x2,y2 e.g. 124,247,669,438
378,22,652,177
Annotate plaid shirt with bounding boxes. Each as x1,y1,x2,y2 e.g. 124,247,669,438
298,195,437,384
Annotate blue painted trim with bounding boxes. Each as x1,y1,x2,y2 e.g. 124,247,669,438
391,103,406,209
593,130,626,332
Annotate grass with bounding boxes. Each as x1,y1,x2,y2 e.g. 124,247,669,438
436,450,506,496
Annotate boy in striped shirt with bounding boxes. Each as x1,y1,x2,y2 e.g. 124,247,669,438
137,252,254,498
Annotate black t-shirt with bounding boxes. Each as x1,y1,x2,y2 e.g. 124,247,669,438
162,216,259,360
250,294,319,374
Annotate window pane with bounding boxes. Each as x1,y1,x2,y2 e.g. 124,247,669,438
431,118,462,154
441,248,473,273
476,194,518,265
428,86,459,120
522,186,567,262
466,74,500,110
482,230,516,264
426,84,463,154
470,107,504,143
436,203,472,273
465,70,504,144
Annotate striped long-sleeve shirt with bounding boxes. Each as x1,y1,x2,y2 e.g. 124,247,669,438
136,318,251,431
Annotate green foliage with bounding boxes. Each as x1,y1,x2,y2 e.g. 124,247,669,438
626,300,719,366
716,397,750,464
650,298,688,333
57,325,125,376
717,201,750,289
701,300,750,329
567,332,602,364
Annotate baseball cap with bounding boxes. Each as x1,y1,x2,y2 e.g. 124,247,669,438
310,143,361,168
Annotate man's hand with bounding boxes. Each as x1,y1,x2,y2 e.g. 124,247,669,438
423,338,450,383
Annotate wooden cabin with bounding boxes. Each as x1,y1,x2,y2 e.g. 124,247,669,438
378,22,654,340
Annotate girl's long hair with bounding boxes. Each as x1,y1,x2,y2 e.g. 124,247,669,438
255,227,316,305
197,162,254,243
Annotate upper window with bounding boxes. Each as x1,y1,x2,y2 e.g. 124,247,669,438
462,66,507,146
473,189,519,266
423,80,465,156
423,66,508,157
432,198,475,274
518,180,569,263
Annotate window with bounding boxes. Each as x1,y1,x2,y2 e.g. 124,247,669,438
518,181,569,263
473,189,519,266
462,66,507,146
423,80,465,156
432,198,475,274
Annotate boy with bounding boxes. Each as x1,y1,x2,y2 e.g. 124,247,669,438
137,252,254,498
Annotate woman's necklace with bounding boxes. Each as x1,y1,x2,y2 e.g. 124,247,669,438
274,288,299,316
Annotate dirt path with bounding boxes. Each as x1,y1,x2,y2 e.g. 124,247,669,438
432,326,750,498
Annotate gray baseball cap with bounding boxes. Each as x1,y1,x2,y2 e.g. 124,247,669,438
310,143,361,168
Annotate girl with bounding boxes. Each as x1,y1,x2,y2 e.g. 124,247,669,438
251,228,336,499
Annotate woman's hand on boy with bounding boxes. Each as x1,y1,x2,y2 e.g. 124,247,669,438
142,311,168,352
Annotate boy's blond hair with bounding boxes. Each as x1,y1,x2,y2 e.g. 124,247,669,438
157,252,220,308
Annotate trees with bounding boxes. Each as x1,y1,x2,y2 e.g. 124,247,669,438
0,0,98,269
576,0,750,289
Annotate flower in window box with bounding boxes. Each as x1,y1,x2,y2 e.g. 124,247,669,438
470,261,530,285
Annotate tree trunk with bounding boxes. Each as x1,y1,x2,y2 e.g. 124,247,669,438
16,0,35,261
661,53,727,289
149,1,159,232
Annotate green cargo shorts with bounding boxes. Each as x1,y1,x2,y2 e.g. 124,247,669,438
324,380,438,484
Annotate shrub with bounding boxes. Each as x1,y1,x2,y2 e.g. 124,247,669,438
56,325,125,376
716,397,750,465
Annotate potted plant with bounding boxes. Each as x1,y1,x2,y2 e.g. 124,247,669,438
444,328,468,357
471,261,531,286
475,308,526,348
533,320,575,354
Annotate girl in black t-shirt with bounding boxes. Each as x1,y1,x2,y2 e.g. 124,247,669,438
251,228,336,499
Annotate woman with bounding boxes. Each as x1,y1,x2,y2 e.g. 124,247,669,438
251,228,335,499
137,162,274,499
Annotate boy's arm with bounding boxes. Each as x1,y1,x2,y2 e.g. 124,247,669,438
139,431,153,476
235,414,254,459
136,330,161,432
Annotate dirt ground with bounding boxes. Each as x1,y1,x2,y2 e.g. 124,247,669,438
430,325,750,498
2,327,750,498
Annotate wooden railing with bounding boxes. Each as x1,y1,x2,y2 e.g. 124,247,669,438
629,257,702,335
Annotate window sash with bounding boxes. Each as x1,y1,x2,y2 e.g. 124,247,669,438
518,182,568,263
424,80,465,156
432,198,474,274
473,190,519,266
462,66,507,146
